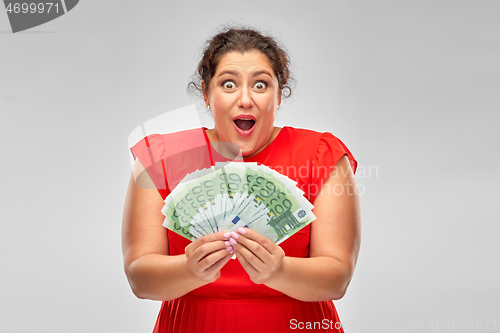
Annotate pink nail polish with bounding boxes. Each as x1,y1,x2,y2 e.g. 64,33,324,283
225,241,231,246
226,246,232,252
230,231,239,239
238,227,246,234
223,232,231,238
229,237,237,245
229,250,234,254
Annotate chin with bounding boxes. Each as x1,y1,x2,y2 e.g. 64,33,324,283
238,148,253,157
236,132,271,157
234,143,253,157
238,144,261,157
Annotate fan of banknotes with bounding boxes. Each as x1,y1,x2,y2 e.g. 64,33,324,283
161,162,316,245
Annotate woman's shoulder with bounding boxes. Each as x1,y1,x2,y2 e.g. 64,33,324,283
280,126,340,144
280,126,357,173
274,126,342,161
130,128,208,160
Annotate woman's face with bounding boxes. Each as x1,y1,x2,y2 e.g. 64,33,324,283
203,50,281,157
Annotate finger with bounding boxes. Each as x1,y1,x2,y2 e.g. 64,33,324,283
203,250,233,276
185,230,231,257
235,250,259,276
236,227,278,255
189,230,231,251
232,233,274,265
197,248,232,272
191,240,231,263
232,240,267,273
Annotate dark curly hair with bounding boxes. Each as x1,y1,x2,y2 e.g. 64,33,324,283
188,26,293,99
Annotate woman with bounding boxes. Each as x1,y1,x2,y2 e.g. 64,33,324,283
122,27,360,332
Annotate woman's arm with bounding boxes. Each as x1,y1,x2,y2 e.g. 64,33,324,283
122,160,232,301
233,155,361,301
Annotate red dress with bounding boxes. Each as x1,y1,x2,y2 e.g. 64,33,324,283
131,126,357,333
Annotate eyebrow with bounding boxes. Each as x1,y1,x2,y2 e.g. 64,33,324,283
216,70,273,78
217,70,239,78
253,70,273,78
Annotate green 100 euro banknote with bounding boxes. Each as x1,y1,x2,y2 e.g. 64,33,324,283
161,162,316,244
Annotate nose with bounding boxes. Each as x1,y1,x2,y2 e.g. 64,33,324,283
237,87,254,109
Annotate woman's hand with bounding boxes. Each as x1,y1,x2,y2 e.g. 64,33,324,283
231,228,285,284
185,231,233,283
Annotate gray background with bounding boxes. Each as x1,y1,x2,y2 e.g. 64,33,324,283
1,1,499,332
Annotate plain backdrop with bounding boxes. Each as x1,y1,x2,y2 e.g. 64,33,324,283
1,1,499,332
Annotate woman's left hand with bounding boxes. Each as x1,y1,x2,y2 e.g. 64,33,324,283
230,227,285,284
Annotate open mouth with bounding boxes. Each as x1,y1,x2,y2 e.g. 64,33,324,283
234,119,256,131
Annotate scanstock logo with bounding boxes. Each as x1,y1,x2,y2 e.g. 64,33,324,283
4,0,79,33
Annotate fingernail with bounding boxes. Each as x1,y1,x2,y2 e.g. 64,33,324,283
230,231,239,239
224,241,231,246
223,232,231,238
229,237,237,245
238,227,246,234
226,246,233,252
229,250,234,254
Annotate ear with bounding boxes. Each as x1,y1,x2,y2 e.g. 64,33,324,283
202,80,209,107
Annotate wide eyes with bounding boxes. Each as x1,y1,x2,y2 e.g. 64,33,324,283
222,81,236,89
221,80,267,91
254,82,267,90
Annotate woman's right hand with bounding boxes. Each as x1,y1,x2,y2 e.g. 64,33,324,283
184,231,234,283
